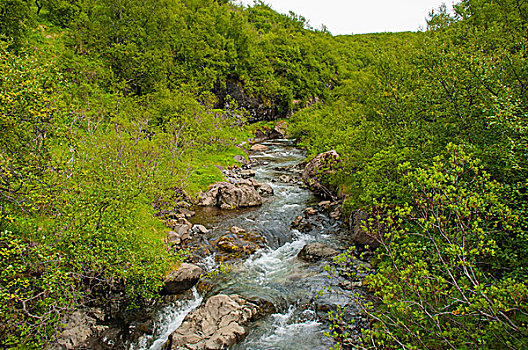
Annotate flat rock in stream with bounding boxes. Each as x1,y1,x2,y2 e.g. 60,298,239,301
166,294,259,350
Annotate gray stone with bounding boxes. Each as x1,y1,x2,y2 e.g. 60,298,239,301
52,310,95,350
298,242,339,262
163,263,203,295
193,224,209,234
168,294,259,350
256,183,274,197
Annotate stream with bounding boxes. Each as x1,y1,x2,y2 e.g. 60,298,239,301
133,139,359,350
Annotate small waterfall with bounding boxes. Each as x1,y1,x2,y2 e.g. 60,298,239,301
132,287,202,350
132,139,354,350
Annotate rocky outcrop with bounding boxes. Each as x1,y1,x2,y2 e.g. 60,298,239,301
162,263,203,295
52,311,97,350
166,294,259,350
198,182,262,210
302,150,341,199
298,243,339,262
213,79,287,122
349,210,380,249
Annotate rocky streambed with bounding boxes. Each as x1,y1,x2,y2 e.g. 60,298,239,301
136,139,373,350
62,138,375,350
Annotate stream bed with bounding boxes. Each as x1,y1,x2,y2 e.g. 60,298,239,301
134,139,360,350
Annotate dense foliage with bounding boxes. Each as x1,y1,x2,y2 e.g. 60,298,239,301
1,0,527,348
0,0,340,347
291,0,528,348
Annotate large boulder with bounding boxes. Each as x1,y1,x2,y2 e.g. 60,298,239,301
162,263,203,295
198,182,262,210
349,210,380,249
302,150,341,198
52,311,96,350
167,294,259,350
298,243,339,262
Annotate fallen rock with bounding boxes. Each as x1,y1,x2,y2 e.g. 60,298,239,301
349,210,380,249
298,243,339,262
167,294,259,350
318,200,332,208
162,263,203,295
250,144,269,152
302,150,341,199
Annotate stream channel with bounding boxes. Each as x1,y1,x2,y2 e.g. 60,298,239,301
134,139,360,350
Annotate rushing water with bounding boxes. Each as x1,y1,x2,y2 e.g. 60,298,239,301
136,139,356,350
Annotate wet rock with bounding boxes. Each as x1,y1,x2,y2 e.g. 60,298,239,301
302,150,341,199
212,230,265,262
198,182,262,210
291,216,303,228
240,169,256,178
304,207,317,216
229,226,246,234
318,200,332,208
349,210,380,249
167,294,259,350
162,263,203,295
250,144,269,152
256,183,274,197
192,224,209,234
298,243,339,262
278,174,293,183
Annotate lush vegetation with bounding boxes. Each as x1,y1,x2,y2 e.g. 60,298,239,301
0,0,339,347
290,0,528,348
1,0,527,348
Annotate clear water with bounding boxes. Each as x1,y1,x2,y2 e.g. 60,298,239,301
137,139,355,350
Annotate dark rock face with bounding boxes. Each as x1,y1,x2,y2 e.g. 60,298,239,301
349,210,380,249
302,150,341,199
213,79,287,122
162,263,203,295
166,294,260,350
298,242,339,262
